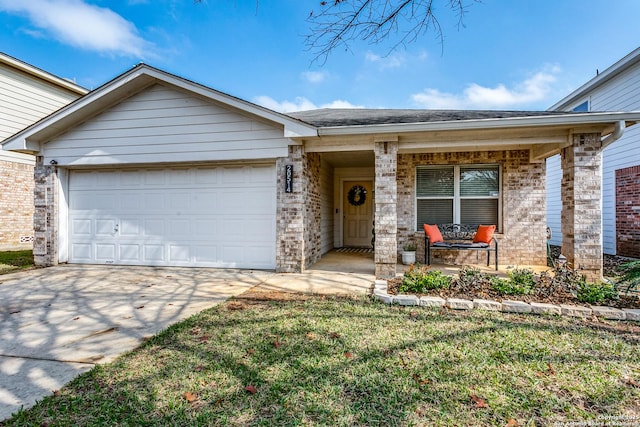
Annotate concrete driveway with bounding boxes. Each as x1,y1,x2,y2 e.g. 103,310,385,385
0,265,273,421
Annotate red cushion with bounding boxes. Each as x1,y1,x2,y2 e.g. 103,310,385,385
423,224,444,243
473,225,496,244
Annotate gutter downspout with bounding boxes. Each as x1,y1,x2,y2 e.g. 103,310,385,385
601,120,625,148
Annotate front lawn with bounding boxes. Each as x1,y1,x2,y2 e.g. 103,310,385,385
6,292,640,426
0,250,34,275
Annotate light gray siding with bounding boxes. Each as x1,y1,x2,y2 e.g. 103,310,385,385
320,157,335,254
0,64,80,141
546,61,640,254
546,154,562,246
42,84,292,166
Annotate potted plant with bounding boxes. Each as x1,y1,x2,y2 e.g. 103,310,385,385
402,241,417,265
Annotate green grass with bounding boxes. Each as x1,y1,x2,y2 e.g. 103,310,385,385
5,295,640,426
0,250,34,275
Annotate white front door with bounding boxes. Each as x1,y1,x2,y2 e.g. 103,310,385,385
343,181,373,247
67,164,276,269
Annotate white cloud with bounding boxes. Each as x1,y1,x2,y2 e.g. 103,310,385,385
0,0,154,58
365,51,406,69
253,96,363,113
411,66,561,109
301,71,328,84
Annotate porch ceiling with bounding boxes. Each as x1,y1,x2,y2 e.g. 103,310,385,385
321,151,374,168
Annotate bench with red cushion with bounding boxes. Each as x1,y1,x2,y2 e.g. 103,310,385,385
423,223,498,270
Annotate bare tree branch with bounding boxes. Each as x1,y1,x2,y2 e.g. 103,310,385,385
306,0,477,64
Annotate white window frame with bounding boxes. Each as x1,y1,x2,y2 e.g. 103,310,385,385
415,164,502,231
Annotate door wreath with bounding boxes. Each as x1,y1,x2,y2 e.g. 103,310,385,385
347,185,367,207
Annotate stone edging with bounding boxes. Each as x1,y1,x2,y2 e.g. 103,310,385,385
372,281,640,322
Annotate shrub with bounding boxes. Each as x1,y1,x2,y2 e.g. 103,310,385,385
399,265,451,294
455,266,487,293
577,281,617,304
535,263,584,299
508,268,536,293
490,268,536,296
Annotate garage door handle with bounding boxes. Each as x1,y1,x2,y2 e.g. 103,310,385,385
114,224,119,233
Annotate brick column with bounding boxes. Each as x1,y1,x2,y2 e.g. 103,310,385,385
560,133,603,281
276,145,305,273
374,140,398,279
33,157,58,266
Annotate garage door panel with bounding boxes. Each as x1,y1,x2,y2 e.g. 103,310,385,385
143,194,164,210
192,191,217,210
195,219,217,237
143,219,165,236
143,245,165,262
71,243,92,260
169,220,191,238
194,245,217,263
71,219,92,236
144,169,166,186
96,244,116,261
69,165,275,269
169,245,190,262
121,194,142,210
195,168,219,184
120,220,141,237
96,219,117,236
243,219,276,241
119,244,141,262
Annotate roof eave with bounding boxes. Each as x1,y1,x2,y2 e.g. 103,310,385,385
316,112,640,136
1,64,317,152
0,52,88,95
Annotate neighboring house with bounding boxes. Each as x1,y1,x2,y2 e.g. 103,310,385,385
3,64,639,280
0,52,87,251
547,47,640,259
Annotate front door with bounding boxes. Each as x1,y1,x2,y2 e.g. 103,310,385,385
343,181,373,247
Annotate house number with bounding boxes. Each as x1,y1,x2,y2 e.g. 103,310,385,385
285,164,293,193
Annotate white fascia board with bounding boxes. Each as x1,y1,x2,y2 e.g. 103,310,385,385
549,47,640,111
316,111,640,137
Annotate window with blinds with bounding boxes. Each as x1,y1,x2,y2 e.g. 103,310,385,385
416,165,500,230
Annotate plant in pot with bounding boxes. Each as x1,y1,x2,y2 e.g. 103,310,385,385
402,241,417,265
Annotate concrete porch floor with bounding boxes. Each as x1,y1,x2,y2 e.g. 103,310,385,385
310,249,551,278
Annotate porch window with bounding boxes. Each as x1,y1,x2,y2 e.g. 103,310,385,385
416,165,501,230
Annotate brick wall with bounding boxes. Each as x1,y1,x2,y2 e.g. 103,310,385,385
397,150,546,267
616,164,640,258
0,159,35,251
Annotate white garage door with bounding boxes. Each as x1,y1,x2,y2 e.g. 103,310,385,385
68,165,276,269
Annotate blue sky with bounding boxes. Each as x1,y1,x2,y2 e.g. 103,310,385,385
1,0,639,112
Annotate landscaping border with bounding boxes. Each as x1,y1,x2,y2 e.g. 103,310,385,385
372,280,640,322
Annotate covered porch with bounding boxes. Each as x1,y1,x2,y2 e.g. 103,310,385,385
281,110,640,282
